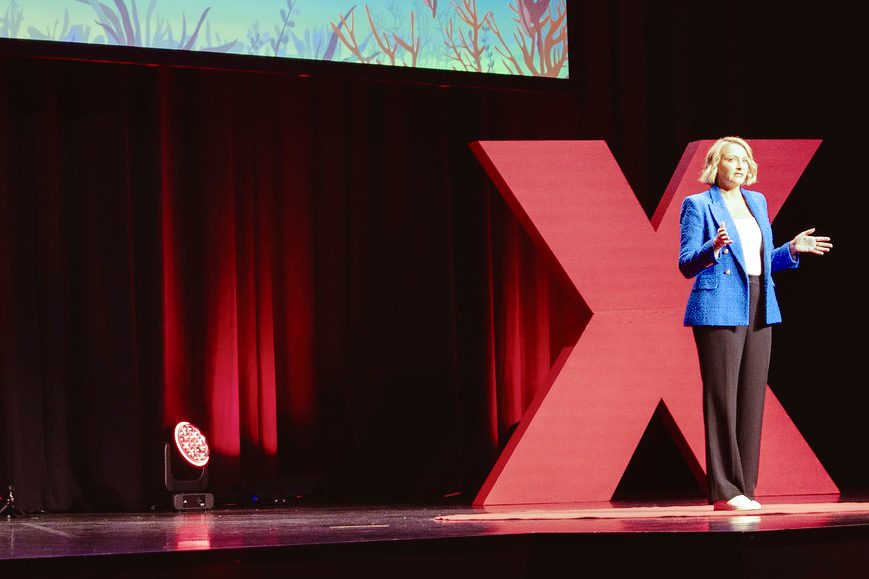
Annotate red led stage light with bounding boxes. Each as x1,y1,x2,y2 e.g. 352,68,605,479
173,421,210,467
165,421,214,510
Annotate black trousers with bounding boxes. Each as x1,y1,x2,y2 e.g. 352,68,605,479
692,276,771,502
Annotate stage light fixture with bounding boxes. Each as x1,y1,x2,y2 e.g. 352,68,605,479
164,421,214,511
0,485,25,519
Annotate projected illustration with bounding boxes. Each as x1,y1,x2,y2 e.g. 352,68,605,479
0,0,568,78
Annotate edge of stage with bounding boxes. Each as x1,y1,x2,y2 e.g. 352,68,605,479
3,496,869,578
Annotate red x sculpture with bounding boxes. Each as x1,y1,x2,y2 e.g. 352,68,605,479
472,140,838,506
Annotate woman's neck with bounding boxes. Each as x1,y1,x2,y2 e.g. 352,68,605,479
718,183,741,201
718,182,752,218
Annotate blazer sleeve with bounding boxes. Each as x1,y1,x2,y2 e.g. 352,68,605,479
772,242,799,273
679,196,719,279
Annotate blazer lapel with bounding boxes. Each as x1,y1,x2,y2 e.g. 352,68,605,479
709,185,747,275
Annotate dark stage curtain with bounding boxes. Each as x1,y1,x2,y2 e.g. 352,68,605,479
0,56,581,511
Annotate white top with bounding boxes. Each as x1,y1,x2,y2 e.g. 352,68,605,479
733,217,762,276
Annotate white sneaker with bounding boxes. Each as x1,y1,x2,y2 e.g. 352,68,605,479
713,495,761,511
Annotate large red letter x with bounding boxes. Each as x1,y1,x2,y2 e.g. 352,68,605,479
472,140,838,506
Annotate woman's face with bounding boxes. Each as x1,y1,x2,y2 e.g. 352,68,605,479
716,142,750,190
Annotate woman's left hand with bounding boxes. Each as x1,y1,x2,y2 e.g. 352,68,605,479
790,228,833,257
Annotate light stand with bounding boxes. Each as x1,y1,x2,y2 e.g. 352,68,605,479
0,485,26,519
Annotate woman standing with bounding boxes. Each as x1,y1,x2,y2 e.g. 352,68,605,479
678,137,832,510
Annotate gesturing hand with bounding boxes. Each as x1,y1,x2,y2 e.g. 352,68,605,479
790,228,833,257
712,225,732,251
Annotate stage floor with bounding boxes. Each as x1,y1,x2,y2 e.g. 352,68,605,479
4,497,869,578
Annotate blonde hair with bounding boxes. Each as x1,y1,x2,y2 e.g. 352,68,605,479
699,136,758,186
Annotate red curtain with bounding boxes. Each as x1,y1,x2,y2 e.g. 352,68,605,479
0,56,580,510
157,68,318,481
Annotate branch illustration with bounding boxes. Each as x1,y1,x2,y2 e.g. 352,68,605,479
366,5,419,66
443,0,491,73
331,6,378,64
490,0,566,77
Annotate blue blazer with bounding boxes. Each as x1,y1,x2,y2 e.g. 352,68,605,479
679,185,798,326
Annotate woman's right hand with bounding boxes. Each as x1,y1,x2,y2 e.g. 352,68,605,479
712,225,732,251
